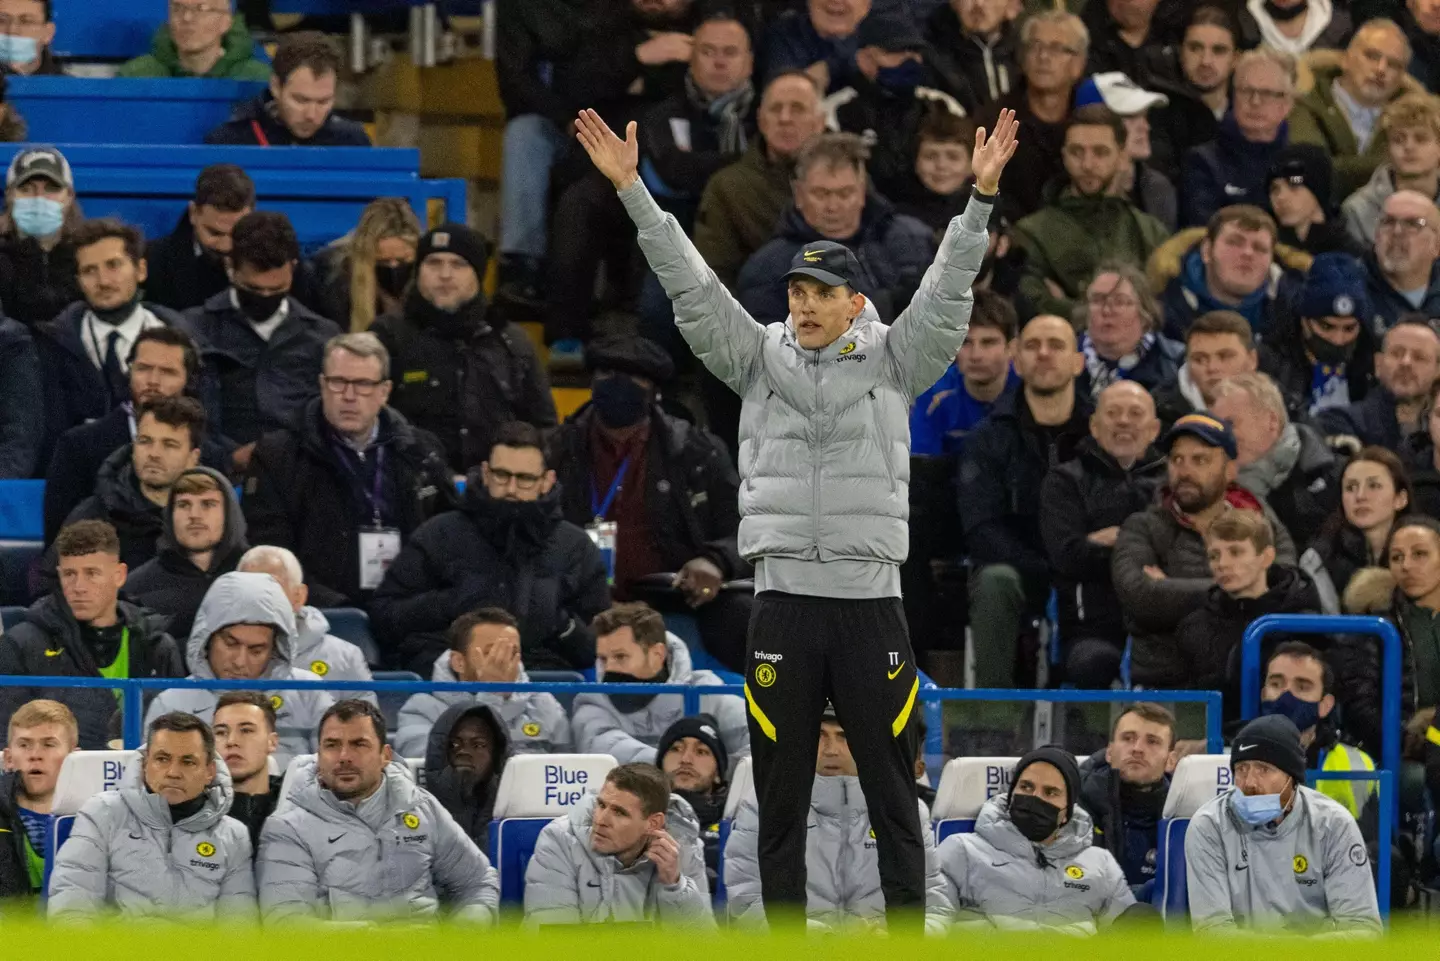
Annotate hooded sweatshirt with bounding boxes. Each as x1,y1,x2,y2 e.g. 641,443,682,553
422,703,512,851
142,571,334,765
257,756,499,923
124,466,250,641
118,16,272,79
522,790,715,928
291,606,375,704
395,649,569,756
47,755,255,920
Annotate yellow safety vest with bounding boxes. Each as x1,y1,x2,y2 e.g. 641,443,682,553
1316,742,1377,820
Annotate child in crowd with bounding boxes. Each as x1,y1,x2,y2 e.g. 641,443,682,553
893,105,974,241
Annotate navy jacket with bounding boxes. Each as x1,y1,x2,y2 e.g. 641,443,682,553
1362,253,1440,331
762,9,861,93
144,212,233,312
1313,388,1404,451
1180,114,1289,227
0,315,41,478
204,93,371,146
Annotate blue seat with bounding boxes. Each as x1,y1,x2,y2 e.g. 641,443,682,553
0,480,43,539
320,607,379,667
10,77,266,146
52,0,168,60
713,818,732,906
371,670,423,733
0,540,41,606
934,818,975,843
1,605,26,630
1152,753,1235,924
489,817,555,905
1153,817,1191,919
526,670,585,713
42,814,76,898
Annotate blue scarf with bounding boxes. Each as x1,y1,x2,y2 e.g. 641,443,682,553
1180,247,1270,334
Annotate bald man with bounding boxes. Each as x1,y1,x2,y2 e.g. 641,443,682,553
1365,190,1440,327
1039,382,1165,687
961,315,1090,690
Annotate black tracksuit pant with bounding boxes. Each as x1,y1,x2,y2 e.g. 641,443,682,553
745,590,925,930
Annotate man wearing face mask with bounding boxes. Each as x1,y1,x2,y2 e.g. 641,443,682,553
1186,714,1382,936
145,164,255,312
546,336,750,672
1261,253,1377,417
371,224,556,475
0,146,81,328
0,0,60,76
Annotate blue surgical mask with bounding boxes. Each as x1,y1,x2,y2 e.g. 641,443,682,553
12,196,64,238
1260,691,1322,733
1230,787,1285,826
876,59,924,92
0,33,38,65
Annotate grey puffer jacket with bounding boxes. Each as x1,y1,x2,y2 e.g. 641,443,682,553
143,572,335,765
393,649,571,756
256,756,499,924
926,795,1134,935
522,790,714,928
291,606,377,706
619,179,988,566
725,774,942,929
572,633,747,763
48,756,255,921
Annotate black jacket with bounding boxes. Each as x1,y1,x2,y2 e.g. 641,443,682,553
144,212,233,312
0,594,183,749
178,291,341,450
546,404,748,583
1040,439,1166,642
204,92,372,146
0,771,33,899
1081,0,1186,86
830,74,969,204
1405,432,1440,520
924,5,1015,113
959,389,1092,580
56,445,166,575
372,299,556,475
227,775,283,855
244,401,458,608
1259,324,1375,416
977,86,1073,221
370,483,611,674
494,0,586,123
124,467,250,641
1079,750,1168,892
676,781,728,893
0,314,41,478
1332,587,1421,756
424,703,512,853
640,88,754,201
0,231,79,328
1313,388,1404,451
43,405,130,543
1257,423,1343,552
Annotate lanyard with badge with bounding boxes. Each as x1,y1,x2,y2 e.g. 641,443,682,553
587,458,629,586
337,442,402,590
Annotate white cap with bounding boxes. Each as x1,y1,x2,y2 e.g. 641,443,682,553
1075,72,1169,116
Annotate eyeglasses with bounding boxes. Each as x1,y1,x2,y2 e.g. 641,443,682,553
1377,214,1432,235
1234,85,1289,104
1025,40,1081,59
1087,292,1138,311
321,376,386,397
169,2,227,20
487,468,543,490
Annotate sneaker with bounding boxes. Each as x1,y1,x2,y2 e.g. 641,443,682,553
547,338,586,371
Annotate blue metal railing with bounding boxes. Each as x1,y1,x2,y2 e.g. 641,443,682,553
1308,768,1394,917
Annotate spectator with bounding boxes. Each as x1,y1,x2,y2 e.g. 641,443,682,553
1181,48,1296,227
764,0,872,94
258,699,500,923
657,714,729,891
1081,0,1185,86
1266,146,1361,256
1236,0,1352,55
573,603,747,764
1013,108,1170,320
119,0,271,80
1407,379,1440,515
726,705,939,929
372,224,555,474
205,32,370,146
1185,715,1381,936
244,331,457,607
0,699,77,900
1039,381,1165,688
0,146,81,327
1112,415,1297,689
423,702,511,852
372,422,610,674
142,571,333,764
910,287,1019,457
1152,205,1306,341
47,711,255,920
1315,318,1440,449
1360,191,1440,327
57,397,206,574
1402,0,1440,91
1080,704,1176,898
211,690,281,852
0,307,38,479
312,197,420,334
395,608,570,757
1179,6,1239,121
1154,310,1260,428
179,210,341,471
125,467,248,640
235,545,374,694
0,0,59,75
1304,447,1411,612
1075,264,1182,399
925,0,1019,113
961,314,1090,688
889,105,976,241
1260,252,1376,415
1073,72,1180,230
145,164,255,313
978,11,1090,219
523,761,714,927
1291,20,1415,198
736,132,935,324
927,747,1134,934
547,336,750,671
1210,372,1342,545
1342,92,1440,249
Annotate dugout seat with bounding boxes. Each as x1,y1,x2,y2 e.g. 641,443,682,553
1153,754,1234,922
931,756,1020,842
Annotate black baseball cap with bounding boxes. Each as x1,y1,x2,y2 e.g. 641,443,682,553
784,241,862,289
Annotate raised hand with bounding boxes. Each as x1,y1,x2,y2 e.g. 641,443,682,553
971,108,1020,196
576,109,639,190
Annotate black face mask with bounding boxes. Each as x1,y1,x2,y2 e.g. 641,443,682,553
91,292,141,326
376,262,413,298
1009,793,1064,843
1304,326,1358,367
605,660,670,713
590,375,651,429
234,286,287,322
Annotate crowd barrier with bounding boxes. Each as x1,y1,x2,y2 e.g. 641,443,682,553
9,77,267,146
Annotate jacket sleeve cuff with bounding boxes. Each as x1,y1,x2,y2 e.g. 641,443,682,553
618,179,666,232
959,190,996,237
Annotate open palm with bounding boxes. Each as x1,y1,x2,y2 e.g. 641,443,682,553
576,109,639,190
972,108,1020,196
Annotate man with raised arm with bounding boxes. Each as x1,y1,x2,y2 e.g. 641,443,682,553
574,105,1018,932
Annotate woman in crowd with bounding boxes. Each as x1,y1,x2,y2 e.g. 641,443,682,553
1301,446,1413,613
1074,262,1182,399
314,197,421,331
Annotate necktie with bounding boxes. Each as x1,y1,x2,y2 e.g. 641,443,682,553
102,329,126,406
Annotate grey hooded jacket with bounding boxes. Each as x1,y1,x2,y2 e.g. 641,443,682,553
1341,164,1440,248
572,633,747,763
292,605,376,706
926,795,1134,935
394,649,570,757
256,755,499,924
143,571,335,764
48,755,256,921
522,790,715,928
725,774,942,929
617,179,987,575
1185,785,1381,937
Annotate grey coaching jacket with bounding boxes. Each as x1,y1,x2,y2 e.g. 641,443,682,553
394,650,571,757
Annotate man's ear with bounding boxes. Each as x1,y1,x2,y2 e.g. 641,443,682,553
1259,545,1277,569
849,291,866,319
1318,693,1336,720
646,811,668,833
449,650,467,678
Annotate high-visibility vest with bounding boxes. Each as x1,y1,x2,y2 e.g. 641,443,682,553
1316,742,1377,820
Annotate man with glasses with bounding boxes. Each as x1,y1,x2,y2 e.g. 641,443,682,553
372,421,610,674
120,0,271,80
1360,190,1440,328
246,332,458,608
0,0,59,75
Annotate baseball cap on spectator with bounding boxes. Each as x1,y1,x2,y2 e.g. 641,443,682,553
785,240,863,289
857,15,927,51
657,713,729,782
416,223,489,277
1164,413,1238,459
7,146,72,190
1298,252,1369,322
1074,73,1168,116
585,334,676,385
1265,145,1333,213
1230,714,1307,785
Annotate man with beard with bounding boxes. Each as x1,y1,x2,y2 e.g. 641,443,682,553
1359,190,1440,327
1112,415,1297,689
1178,6,1237,121
372,422,610,674
0,699,78,899
145,164,255,312
211,691,281,853
1080,703,1176,899
1316,318,1440,450
371,224,556,475
658,714,729,892
424,703,511,852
